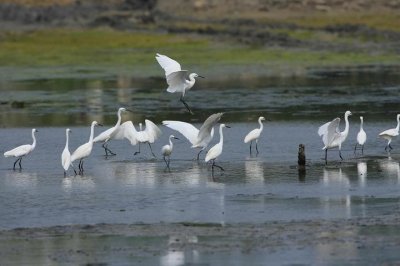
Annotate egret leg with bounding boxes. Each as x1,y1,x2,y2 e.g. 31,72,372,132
167,157,171,169
13,158,20,170
196,149,203,161
354,143,358,154
18,157,22,169
102,143,116,156
389,144,394,151
180,95,194,115
249,141,252,155
212,160,224,171
339,150,344,161
64,171,66,177
361,145,364,155
325,149,328,165
256,141,259,155
163,156,169,168
148,143,156,158
134,143,141,156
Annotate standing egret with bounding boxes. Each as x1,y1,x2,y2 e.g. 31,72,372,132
156,53,204,114
244,116,266,155
379,114,400,151
161,135,179,169
133,120,162,157
93,107,132,156
4,128,38,170
71,121,102,174
318,110,352,164
61,128,75,176
354,116,367,154
205,124,230,174
163,112,224,160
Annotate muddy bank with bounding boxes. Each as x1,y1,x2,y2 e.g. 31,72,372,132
2,215,400,265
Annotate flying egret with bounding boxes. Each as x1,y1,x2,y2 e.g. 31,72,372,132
93,107,132,156
61,128,75,176
156,53,204,114
205,124,230,174
244,116,266,155
133,120,162,157
161,135,179,169
4,128,38,170
354,116,367,155
318,110,352,164
162,112,224,160
71,121,102,174
379,114,400,151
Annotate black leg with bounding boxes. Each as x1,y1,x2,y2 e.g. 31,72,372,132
64,171,66,177
339,150,344,160
134,143,141,156
180,95,194,115
196,149,203,161
212,160,224,171
148,143,156,158
325,149,328,165
103,143,116,156
167,157,171,169
249,141,252,155
256,142,259,155
389,144,394,151
13,158,19,170
361,145,364,155
354,143,358,154
18,157,22,169
163,156,169,168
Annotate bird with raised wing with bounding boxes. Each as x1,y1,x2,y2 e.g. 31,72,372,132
162,112,223,160
156,53,204,114
318,111,352,164
133,120,162,157
244,116,266,155
379,114,400,152
4,128,38,170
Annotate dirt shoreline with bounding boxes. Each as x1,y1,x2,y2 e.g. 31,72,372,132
1,215,400,264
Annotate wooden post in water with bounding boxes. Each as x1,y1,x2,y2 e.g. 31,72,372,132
298,144,306,181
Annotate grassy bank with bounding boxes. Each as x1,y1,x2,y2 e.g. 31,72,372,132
0,27,399,80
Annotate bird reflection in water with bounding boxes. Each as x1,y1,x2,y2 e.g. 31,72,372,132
160,235,199,266
357,161,367,188
245,159,264,183
379,157,400,183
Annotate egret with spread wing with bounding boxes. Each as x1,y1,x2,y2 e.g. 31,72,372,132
162,112,223,160
318,111,352,164
156,53,204,114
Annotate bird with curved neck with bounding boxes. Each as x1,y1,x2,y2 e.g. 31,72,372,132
205,124,231,175
161,135,179,169
156,53,204,114
244,116,266,155
61,128,75,176
355,116,367,155
318,110,352,164
4,128,38,170
93,107,132,156
379,114,400,152
71,121,102,174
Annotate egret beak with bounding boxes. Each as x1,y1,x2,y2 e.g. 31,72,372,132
97,123,104,127
198,75,205,79
226,125,231,128
126,109,134,113
174,137,180,140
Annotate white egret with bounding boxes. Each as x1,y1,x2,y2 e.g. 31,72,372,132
71,121,102,174
205,124,230,174
244,116,266,155
318,110,352,164
93,107,132,156
156,53,204,114
61,128,75,176
4,128,38,170
354,116,367,154
162,112,224,160
378,114,400,151
161,135,179,169
133,120,162,157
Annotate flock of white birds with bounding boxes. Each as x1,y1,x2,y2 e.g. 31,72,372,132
3,53,400,174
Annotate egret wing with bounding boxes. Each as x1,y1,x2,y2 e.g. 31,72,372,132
165,70,188,93
195,113,224,146
318,121,330,137
379,128,399,137
162,121,199,145
93,127,114,143
156,53,182,76
144,119,162,143
114,121,138,145
325,118,341,146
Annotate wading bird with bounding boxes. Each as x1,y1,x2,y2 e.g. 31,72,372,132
205,124,230,175
318,111,352,164
71,121,101,174
355,116,367,154
134,120,162,157
61,128,75,176
244,116,266,155
93,107,132,156
156,53,204,114
163,112,224,160
161,135,179,169
379,114,400,152
4,128,38,170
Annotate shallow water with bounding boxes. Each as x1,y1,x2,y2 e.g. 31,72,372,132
1,72,400,264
